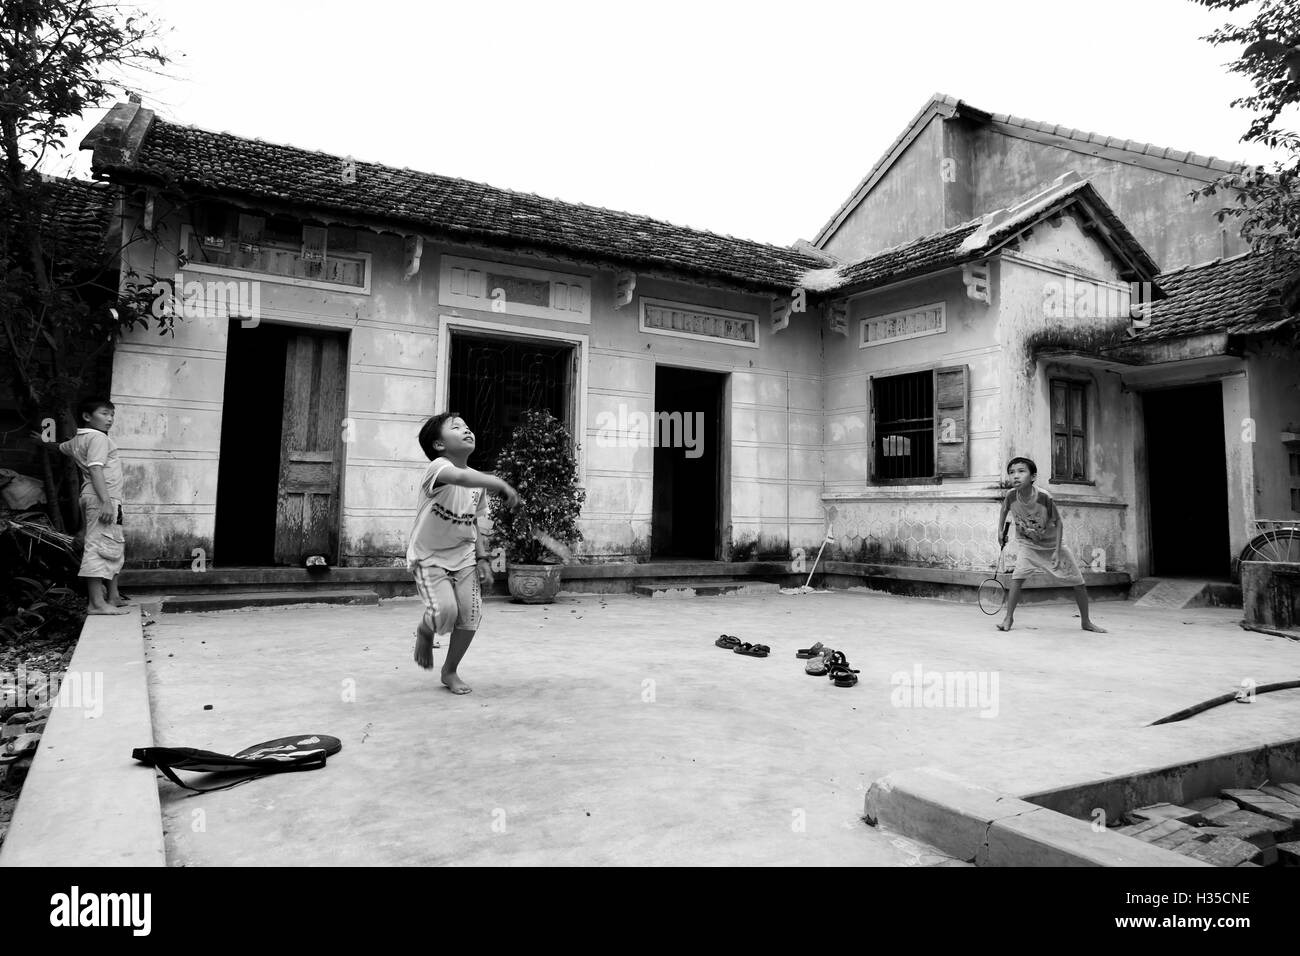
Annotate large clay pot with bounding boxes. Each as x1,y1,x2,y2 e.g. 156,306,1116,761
507,563,564,604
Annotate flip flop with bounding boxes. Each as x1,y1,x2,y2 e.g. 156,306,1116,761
716,634,741,649
795,641,825,659
734,642,770,657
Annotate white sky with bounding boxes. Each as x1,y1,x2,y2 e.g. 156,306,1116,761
44,0,1293,247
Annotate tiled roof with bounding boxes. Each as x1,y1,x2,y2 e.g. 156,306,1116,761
1134,251,1300,342
88,112,823,292
39,177,114,265
830,219,982,291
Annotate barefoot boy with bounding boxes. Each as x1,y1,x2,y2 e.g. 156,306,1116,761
995,456,1105,633
46,398,131,615
408,412,519,694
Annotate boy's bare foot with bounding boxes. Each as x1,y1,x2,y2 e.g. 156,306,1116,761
88,604,130,615
413,631,435,670
111,598,134,607
1081,621,1107,633
441,670,472,695
996,617,1013,631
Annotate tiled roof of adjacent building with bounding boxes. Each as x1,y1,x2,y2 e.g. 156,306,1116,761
39,177,115,265
83,107,823,292
1136,250,1300,342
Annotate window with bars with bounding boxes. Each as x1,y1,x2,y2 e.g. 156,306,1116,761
1050,379,1088,481
869,365,969,481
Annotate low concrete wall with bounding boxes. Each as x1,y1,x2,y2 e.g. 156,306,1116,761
0,610,164,867
1023,737,1300,824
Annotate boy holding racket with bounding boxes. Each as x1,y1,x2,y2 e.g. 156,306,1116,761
408,412,519,694
995,457,1105,633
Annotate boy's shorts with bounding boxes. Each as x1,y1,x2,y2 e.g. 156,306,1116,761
409,562,481,634
1011,543,1084,586
79,496,125,580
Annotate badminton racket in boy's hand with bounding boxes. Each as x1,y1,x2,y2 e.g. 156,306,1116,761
978,544,1009,615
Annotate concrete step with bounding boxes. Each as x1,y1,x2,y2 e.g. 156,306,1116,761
634,580,781,598
1133,579,1210,609
159,589,380,613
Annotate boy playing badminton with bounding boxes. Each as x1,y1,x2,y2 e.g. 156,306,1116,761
995,457,1105,633
409,412,519,694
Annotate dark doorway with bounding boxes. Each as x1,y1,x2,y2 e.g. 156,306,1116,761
214,322,349,566
215,322,289,565
652,367,724,560
447,333,573,471
1143,383,1230,578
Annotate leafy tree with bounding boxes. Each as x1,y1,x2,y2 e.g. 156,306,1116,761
1,0,172,528
1193,0,1300,252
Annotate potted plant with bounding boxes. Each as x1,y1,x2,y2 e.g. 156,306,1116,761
489,409,586,604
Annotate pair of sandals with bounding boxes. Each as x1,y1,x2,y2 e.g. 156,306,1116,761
716,634,770,657
801,645,859,687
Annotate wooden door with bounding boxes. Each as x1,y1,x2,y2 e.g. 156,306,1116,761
274,330,348,563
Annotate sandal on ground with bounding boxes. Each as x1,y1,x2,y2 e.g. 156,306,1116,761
734,642,770,657
795,641,825,659
716,634,741,649
829,667,859,687
824,651,859,686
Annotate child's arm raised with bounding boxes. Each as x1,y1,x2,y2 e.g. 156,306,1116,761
435,463,519,508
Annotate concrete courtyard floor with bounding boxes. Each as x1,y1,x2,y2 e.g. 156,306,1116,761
142,588,1300,866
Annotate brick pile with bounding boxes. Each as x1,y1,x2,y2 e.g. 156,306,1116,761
1117,785,1300,866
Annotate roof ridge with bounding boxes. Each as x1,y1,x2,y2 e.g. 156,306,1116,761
147,114,814,258
1159,249,1267,278
983,106,1250,173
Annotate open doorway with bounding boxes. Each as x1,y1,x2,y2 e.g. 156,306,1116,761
214,322,349,566
1142,383,1230,578
651,366,724,560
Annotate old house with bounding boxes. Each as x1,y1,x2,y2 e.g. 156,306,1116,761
77,94,1300,593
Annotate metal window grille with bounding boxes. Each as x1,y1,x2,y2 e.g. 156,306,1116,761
873,371,934,480
448,334,572,471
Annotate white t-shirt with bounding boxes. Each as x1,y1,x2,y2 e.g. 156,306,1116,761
406,457,487,570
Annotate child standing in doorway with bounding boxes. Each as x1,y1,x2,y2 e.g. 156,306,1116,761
408,412,519,695
995,456,1106,633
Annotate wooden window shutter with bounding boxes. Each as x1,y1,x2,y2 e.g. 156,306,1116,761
867,375,878,482
933,365,969,478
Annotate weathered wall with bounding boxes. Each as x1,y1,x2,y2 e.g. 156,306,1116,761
111,196,826,567
821,117,948,263
1246,347,1300,523
821,266,1006,569
819,116,1242,272
997,221,1141,574
969,127,1241,271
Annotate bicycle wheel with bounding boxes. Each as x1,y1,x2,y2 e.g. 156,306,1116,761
1240,529,1300,563
978,577,1006,615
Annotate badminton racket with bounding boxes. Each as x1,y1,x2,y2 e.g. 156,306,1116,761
978,544,1009,615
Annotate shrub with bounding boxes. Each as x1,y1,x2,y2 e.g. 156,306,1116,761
489,409,586,565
